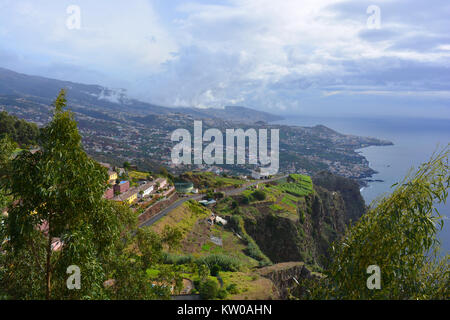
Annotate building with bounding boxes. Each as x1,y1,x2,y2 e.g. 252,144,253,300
108,170,118,183
137,182,154,199
155,178,168,190
114,180,130,194
113,188,138,205
104,188,114,200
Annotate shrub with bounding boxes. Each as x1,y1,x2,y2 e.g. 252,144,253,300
240,195,250,205
217,289,228,299
210,264,221,276
196,254,242,272
251,190,266,201
163,253,194,265
226,283,238,294
198,279,219,300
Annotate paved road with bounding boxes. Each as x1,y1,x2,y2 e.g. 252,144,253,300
138,174,288,228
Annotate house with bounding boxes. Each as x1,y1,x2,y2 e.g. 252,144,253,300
113,180,130,194
104,188,114,200
108,170,118,183
113,188,138,205
137,182,154,199
155,178,168,190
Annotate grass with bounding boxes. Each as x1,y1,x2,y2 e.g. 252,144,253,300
151,201,210,238
184,172,246,189
275,174,313,197
220,272,276,300
129,170,150,180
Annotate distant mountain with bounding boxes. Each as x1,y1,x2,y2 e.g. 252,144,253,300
0,67,282,123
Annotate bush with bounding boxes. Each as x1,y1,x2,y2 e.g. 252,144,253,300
198,279,219,300
196,254,242,272
217,289,228,299
226,283,238,294
240,195,250,205
163,253,194,265
210,264,221,276
193,279,200,289
251,190,266,201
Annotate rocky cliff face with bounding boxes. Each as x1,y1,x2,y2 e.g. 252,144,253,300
242,173,366,267
257,262,322,300
312,170,367,224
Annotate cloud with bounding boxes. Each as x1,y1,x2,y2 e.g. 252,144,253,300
0,0,449,118
0,0,177,83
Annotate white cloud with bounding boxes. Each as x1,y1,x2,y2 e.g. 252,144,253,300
0,0,177,80
0,0,449,118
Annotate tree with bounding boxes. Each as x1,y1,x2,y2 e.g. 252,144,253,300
0,90,118,299
251,190,266,201
0,90,185,300
0,135,16,209
0,111,39,147
159,166,168,177
302,147,450,300
198,278,219,300
210,264,220,277
123,162,131,171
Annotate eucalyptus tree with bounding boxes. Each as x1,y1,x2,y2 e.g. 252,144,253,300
302,147,449,300
0,90,183,300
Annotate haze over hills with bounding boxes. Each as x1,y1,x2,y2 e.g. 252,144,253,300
0,66,392,181
0,67,282,123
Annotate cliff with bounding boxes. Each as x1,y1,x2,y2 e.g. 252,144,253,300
257,262,322,299
235,172,366,267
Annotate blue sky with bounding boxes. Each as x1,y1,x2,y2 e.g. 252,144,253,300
0,0,449,118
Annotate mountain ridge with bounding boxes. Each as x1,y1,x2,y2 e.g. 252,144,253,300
0,67,283,123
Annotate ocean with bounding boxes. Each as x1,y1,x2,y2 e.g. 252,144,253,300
274,116,450,254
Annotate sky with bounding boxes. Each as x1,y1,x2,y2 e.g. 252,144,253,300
0,0,449,118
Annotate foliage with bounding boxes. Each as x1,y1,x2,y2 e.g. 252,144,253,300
0,111,39,147
198,278,219,300
163,253,194,265
251,190,266,201
0,135,16,209
226,283,238,294
277,174,313,197
210,264,220,276
229,215,272,267
303,148,450,300
196,254,242,272
0,90,182,300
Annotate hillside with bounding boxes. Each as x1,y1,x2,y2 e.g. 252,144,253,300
148,172,366,299
0,111,39,147
0,67,393,182
0,67,282,123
